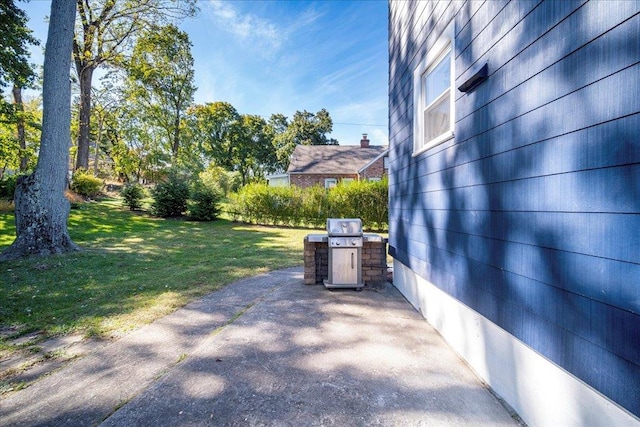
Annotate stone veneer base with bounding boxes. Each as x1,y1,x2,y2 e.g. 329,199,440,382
304,234,387,286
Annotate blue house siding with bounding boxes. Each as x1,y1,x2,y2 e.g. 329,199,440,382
389,0,640,420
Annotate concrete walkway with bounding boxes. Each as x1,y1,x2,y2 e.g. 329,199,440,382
1,267,522,426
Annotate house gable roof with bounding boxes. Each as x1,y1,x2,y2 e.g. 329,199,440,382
358,148,389,174
287,145,388,174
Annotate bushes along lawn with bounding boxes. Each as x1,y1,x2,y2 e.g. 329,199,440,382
228,178,388,231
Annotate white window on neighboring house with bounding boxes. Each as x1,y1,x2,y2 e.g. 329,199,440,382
368,177,381,182
342,178,354,185
383,156,389,170
413,22,455,155
324,178,337,189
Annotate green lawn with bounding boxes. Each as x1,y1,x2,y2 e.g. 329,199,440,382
0,198,311,348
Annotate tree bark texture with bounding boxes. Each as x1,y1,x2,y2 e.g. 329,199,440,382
1,0,79,262
94,113,103,176
172,114,180,160
12,85,28,172
75,64,93,170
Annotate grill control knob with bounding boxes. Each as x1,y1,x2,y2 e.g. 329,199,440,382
351,239,357,246
335,240,340,246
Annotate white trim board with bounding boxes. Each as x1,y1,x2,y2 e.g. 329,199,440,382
393,259,640,427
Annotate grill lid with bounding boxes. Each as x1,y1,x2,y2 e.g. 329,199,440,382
326,218,363,236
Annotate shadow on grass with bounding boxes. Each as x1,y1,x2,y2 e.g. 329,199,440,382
0,199,309,341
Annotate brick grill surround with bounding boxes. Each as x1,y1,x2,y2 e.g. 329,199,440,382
304,234,388,286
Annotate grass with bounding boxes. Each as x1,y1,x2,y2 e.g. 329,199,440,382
0,197,312,353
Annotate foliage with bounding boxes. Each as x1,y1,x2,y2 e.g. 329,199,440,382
0,97,41,175
272,108,338,171
120,183,146,211
71,169,103,197
0,124,20,174
0,175,18,201
187,181,222,221
231,184,303,226
0,0,41,175
237,114,279,183
0,198,308,358
0,0,40,88
228,179,388,231
199,164,241,196
126,24,196,161
188,102,239,168
108,97,170,183
72,0,198,170
151,172,189,217
301,184,331,228
327,178,389,230
87,73,124,177
188,102,278,185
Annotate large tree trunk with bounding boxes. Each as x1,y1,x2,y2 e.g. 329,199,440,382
75,64,93,170
12,85,28,172
0,0,79,262
172,114,180,160
94,113,103,176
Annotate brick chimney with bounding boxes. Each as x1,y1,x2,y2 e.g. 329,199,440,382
360,133,370,148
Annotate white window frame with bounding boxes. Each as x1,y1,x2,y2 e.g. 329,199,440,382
324,178,337,189
413,22,455,156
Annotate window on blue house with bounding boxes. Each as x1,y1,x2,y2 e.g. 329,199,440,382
413,22,455,155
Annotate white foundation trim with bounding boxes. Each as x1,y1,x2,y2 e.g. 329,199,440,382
393,259,640,427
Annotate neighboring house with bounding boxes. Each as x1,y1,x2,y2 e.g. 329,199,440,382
388,1,639,426
284,134,388,188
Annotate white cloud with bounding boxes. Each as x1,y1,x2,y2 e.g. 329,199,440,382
369,128,389,146
317,59,378,95
203,1,282,54
202,1,323,58
332,100,388,124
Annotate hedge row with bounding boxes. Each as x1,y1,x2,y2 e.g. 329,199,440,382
227,179,388,231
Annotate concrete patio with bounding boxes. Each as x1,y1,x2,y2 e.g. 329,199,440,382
1,267,522,426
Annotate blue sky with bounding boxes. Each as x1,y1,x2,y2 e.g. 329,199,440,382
20,0,389,146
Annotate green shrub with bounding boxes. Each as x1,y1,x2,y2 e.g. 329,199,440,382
228,184,265,224
301,185,330,228
324,179,388,230
263,185,302,226
199,165,241,196
226,191,244,222
71,169,103,197
151,174,189,217
326,181,351,218
362,178,389,230
0,175,19,202
120,183,146,211
227,179,388,230
188,182,222,221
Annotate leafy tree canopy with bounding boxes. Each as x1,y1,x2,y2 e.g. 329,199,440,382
187,102,279,185
272,108,338,171
127,23,196,161
73,0,198,170
0,0,39,89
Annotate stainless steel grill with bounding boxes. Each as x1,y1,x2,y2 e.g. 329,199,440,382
324,218,364,290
